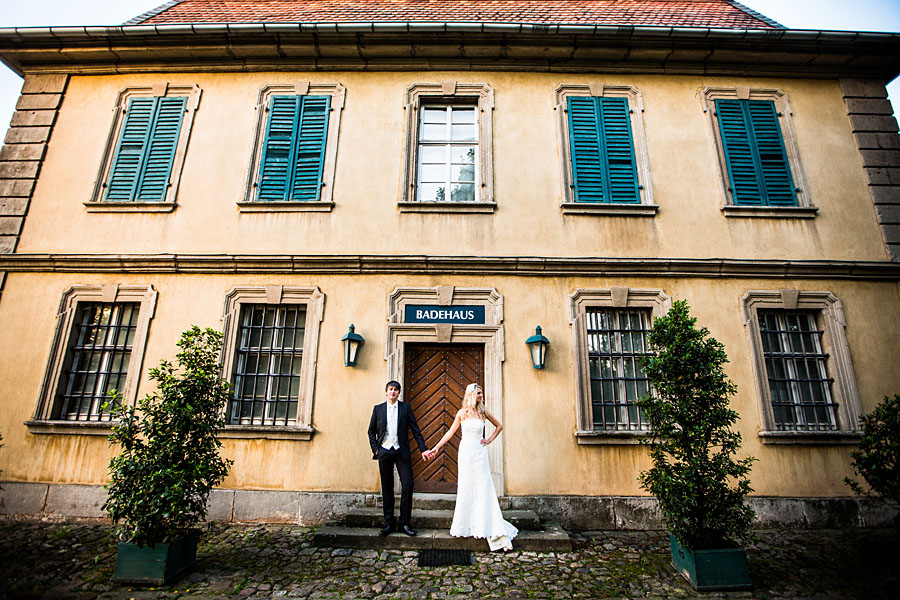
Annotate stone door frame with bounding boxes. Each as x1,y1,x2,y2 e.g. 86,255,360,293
386,286,505,493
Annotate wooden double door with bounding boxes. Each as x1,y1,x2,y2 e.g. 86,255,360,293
404,343,484,493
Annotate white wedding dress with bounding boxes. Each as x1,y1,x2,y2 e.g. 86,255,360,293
449,418,518,551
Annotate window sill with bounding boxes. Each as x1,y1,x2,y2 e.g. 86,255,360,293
575,429,651,445
722,205,818,219
398,201,497,214
220,425,315,441
237,201,335,213
561,202,658,216
25,419,115,436
758,430,862,445
84,201,176,213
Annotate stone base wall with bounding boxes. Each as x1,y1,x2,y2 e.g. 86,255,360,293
2,483,896,530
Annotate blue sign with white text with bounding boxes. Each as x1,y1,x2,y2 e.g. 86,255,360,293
404,305,485,324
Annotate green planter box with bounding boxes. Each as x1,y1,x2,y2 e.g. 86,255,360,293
669,533,751,591
112,530,199,585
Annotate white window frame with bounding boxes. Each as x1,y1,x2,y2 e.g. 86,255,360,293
220,286,324,440
569,287,670,444
399,82,495,213
742,290,862,443
554,83,656,215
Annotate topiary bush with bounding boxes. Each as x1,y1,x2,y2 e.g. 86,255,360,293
103,326,233,547
638,300,756,549
845,394,900,505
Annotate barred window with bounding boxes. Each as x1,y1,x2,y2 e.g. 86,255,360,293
758,310,836,431
231,304,306,426
587,308,652,431
58,302,139,421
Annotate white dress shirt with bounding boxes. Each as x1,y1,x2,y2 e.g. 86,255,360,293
381,400,400,450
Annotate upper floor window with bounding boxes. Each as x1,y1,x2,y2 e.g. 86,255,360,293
742,290,861,443
417,104,478,203
703,87,815,218
555,84,655,216
570,287,670,444
240,83,345,212
88,84,200,212
400,82,495,213
31,285,157,429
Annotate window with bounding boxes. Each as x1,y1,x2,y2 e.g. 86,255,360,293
742,290,861,443
400,82,494,213
417,105,478,203
702,87,814,217
31,285,157,432
241,83,345,212
570,287,670,443
88,84,200,212
586,308,653,431
221,286,324,440
230,304,306,426
758,310,837,431
555,83,655,215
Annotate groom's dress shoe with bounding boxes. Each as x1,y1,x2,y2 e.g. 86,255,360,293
379,523,395,536
401,525,417,536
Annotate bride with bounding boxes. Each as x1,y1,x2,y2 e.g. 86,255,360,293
422,383,518,551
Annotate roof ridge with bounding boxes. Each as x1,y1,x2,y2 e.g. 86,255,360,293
124,0,188,26
723,0,784,29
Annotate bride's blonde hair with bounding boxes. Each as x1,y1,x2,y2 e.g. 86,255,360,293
462,383,486,420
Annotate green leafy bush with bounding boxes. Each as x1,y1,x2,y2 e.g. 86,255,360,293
103,326,233,547
845,394,900,504
638,300,756,549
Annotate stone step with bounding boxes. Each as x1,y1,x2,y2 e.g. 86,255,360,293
312,524,572,553
374,493,510,511
346,507,542,531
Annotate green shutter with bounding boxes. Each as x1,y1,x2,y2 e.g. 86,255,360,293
105,97,155,201
257,95,330,202
716,99,797,206
567,96,639,203
104,96,187,203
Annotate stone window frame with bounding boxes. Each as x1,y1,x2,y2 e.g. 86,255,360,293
741,290,862,444
569,287,671,444
554,83,657,216
87,83,201,213
701,86,816,219
238,82,346,213
385,285,506,492
27,284,158,435
399,82,496,213
219,286,325,440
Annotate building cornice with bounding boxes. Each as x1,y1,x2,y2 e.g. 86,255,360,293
0,24,898,80
0,254,897,280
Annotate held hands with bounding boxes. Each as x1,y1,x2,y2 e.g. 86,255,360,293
422,449,437,461
480,438,491,446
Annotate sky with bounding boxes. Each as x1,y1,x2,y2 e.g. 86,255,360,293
0,0,898,128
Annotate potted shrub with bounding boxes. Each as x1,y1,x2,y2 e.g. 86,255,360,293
103,326,233,585
638,300,756,591
845,394,900,531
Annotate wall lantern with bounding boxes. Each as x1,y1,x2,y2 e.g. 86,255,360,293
526,326,550,370
341,324,365,367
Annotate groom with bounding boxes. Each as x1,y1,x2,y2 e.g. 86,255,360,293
367,380,429,536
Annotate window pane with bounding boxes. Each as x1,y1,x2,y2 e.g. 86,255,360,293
450,183,475,202
451,124,476,141
451,108,476,123
420,164,447,183
451,146,475,164
452,164,475,182
418,183,446,202
421,107,447,124
421,146,446,163
421,124,446,141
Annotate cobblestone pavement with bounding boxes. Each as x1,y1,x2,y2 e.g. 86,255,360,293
0,520,896,599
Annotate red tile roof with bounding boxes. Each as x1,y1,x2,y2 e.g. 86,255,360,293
134,0,780,29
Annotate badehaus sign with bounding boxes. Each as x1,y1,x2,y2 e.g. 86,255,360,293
404,305,486,324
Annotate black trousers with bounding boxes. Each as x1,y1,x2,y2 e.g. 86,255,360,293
377,447,414,526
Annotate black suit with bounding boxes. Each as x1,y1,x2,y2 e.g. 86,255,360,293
367,400,427,527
